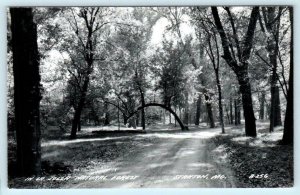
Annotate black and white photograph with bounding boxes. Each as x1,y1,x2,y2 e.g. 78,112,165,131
7,6,293,188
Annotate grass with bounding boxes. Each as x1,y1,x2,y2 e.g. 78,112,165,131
211,125,293,187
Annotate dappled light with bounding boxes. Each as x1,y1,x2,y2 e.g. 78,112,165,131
7,6,293,188
139,130,221,140
42,136,131,147
187,162,214,169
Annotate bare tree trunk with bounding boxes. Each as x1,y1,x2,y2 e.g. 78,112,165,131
217,81,225,133
238,73,256,136
189,105,193,124
282,7,293,144
70,77,89,139
163,110,166,124
262,7,283,132
274,87,282,126
183,92,189,125
136,111,140,127
11,8,41,176
139,88,146,130
195,94,201,125
204,93,215,128
259,92,265,120
234,96,241,125
234,98,238,125
123,113,128,125
225,106,230,124
174,106,177,127
214,69,225,133
104,102,110,125
230,97,233,124
78,120,81,131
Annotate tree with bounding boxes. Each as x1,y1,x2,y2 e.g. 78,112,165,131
282,7,293,144
61,8,110,139
206,34,224,132
10,8,42,176
153,7,202,126
211,6,260,137
259,91,266,120
196,10,225,132
194,93,202,125
261,7,283,132
154,40,186,112
113,21,150,130
189,7,220,128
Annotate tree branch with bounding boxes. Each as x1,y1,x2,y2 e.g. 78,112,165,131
224,7,242,60
241,6,260,62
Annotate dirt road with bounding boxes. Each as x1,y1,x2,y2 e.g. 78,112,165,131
64,128,237,188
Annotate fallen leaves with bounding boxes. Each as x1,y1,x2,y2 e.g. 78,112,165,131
212,134,293,187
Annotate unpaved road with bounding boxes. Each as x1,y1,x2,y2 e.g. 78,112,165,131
64,128,237,188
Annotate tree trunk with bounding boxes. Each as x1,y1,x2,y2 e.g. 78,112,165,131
77,120,81,131
104,102,110,125
259,92,265,120
117,102,120,130
282,7,293,144
225,106,230,124
70,77,89,139
282,68,293,144
234,98,238,125
237,103,241,124
183,111,189,125
195,94,201,125
217,84,225,133
230,97,233,124
237,72,257,136
211,6,258,137
136,111,140,127
274,87,282,126
183,92,189,125
11,8,42,176
140,91,146,130
263,7,282,132
128,117,136,129
215,71,225,133
237,97,241,125
189,107,193,124
174,107,177,127
204,94,215,128
123,113,128,125
269,85,282,131
179,108,182,121
69,9,99,138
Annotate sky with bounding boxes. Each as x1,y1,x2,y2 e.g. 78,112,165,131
150,14,195,46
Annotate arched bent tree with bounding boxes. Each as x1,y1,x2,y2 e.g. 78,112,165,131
127,103,189,131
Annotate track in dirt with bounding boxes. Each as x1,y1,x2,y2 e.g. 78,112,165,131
63,129,237,188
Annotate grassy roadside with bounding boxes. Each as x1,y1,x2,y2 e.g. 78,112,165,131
211,126,293,187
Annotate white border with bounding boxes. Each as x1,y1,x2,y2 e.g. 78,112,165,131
0,1,299,195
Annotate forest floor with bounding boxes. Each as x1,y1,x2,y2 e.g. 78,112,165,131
8,122,293,188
